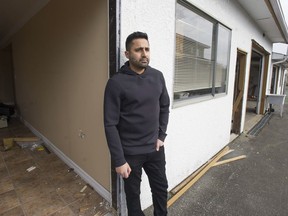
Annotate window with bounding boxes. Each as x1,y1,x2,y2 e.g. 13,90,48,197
174,1,231,105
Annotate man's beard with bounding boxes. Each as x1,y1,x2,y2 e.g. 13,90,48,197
131,57,149,69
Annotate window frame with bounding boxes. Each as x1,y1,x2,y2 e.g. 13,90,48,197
173,0,232,108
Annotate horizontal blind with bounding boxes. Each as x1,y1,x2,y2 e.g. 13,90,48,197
174,34,212,93
215,63,226,87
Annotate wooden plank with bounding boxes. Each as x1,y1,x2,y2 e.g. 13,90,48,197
170,161,207,195
171,147,234,195
14,137,39,142
233,90,244,113
212,155,246,167
223,149,234,156
167,146,230,207
170,147,233,195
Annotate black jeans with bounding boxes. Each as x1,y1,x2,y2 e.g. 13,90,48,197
124,147,168,216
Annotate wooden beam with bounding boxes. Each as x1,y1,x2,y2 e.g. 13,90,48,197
223,149,234,156
212,155,246,167
233,91,244,113
170,161,207,195
167,146,230,207
170,149,234,195
13,137,39,142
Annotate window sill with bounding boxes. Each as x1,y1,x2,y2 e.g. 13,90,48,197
172,92,227,109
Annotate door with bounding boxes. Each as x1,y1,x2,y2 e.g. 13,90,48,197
231,50,247,134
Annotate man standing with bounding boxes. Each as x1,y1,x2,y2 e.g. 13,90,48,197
104,31,170,216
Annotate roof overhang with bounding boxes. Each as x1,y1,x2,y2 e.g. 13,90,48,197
237,0,288,43
0,0,288,49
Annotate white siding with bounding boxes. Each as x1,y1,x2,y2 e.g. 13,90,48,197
120,0,273,209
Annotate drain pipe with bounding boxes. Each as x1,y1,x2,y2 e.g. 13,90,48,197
272,56,288,65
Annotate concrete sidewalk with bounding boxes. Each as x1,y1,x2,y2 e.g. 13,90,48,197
165,102,288,215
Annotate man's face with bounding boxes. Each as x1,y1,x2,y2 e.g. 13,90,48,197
125,38,150,73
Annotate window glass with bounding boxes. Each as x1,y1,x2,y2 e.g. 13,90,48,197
174,1,231,104
215,24,231,94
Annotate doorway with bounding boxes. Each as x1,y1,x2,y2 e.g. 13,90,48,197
247,50,263,114
231,49,247,135
244,40,270,132
0,45,15,105
244,50,263,132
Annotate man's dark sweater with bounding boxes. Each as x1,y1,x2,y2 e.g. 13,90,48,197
104,61,170,167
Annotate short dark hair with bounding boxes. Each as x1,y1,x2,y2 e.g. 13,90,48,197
125,31,149,51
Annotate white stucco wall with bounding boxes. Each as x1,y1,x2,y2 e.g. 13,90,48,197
120,0,273,209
